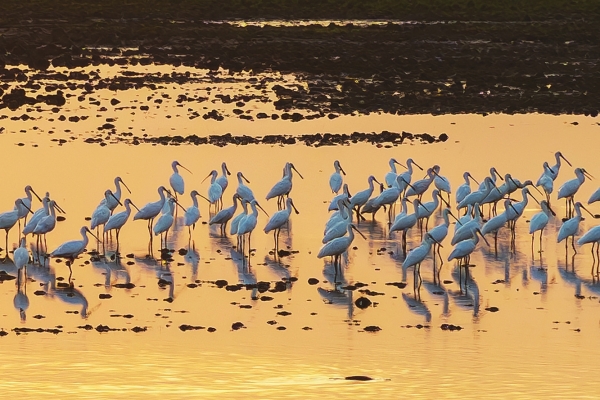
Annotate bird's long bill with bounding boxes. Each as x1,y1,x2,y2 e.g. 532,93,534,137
201,172,213,184
31,188,43,202
560,153,573,167
395,160,407,169
427,233,443,248
493,182,502,195
438,193,451,208
417,199,430,213
477,229,491,247
508,202,520,215
494,169,504,180
468,173,480,185
174,199,187,212
527,191,541,205
581,205,597,219
22,203,33,214
530,184,544,196
548,204,557,216
291,164,304,179
54,201,66,214
413,161,423,170
583,170,594,180
225,164,231,176
180,163,193,174
129,201,141,212
242,173,251,184
198,193,212,203
508,176,519,188
372,176,381,185
351,224,367,240
255,202,270,217
545,165,555,174
121,180,132,194
110,192,123,207
290,199,300,214
86,227,101,242
340,165,346,176
403,179,417,192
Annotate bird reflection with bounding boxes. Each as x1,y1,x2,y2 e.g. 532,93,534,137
449,265,481,318
48,278,90,318
183,246,200,282
13,279,29,322
401,292,432,323
91,258,132,289
422,279,450,317
135,256,175,300
317,287,354,320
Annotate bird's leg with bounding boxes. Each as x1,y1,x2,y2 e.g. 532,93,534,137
402,230,407,257
572,235,577,254
116,228,121,256
3,231,8,262
539,227,544,256
531,234,534,260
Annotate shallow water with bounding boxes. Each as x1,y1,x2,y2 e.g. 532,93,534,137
1,64,600,398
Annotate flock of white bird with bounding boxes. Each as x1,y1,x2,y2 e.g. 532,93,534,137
3,151,600,283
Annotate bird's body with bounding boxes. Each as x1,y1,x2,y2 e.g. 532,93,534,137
537,151,571,184
264,198,299,234
105,199,137,234
99,177,131,212
451,204,483,245
317,224,364,262
428,208,455,245
328,184,351,211
184,190,202,230
230,200,249,236
50,226,97,265
153,198,176,237
349,175,379,213
237,200,267,255
448,228,487,263
384,158,406,188
481,199,512,236
578,225,600,247
23,195,50,236
557,202,590,243
433,165,451,198
405,167,437,198
558,168,592,201
403,233,437,270
91,190,118,230
0,199,31,253
210,195,240,235
329,160,346,194
398,158,423,187
216,162,231,192
133,186,170,222
389,199,420,237
14,237,29,275
266,162,303,207
457,177,499,210
32,200,60,237
235,172,255,202
16,185,42,221
589,187,600,205
456,172,479,205
206,170,224,206
169,161,191,198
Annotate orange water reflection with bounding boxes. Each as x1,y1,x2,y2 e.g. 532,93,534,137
0,111,599,398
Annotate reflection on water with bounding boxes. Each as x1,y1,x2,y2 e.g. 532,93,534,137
0,111,599,397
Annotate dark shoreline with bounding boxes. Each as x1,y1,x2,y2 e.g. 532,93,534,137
1,2,599,117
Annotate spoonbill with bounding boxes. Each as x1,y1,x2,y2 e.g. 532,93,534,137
456,172,479,205
557,167,593,218
428,208,459,262
329,160,346,194
169,161,192,200
349,175,380,220
403,233,440,290
104,199,140,254
184,190,202,235
210,194,242,236
266,162,303,209
529,200,556,256
397,158,423,186
204,170,223,211
264,197,299,251
557,201,597,252
32,200,63,252
328,184,351,211
99,177,131,212
235,172,255,202
237,200,269,257
578,225,600,263
448,228,489,286
433,165,451,202
133,186,171,238
50,226,100,271
91,190,121,234
0,199,32,257
16,185,42,226
478,167,503,191
14,237,29,283
153,198,179,249
317,224,366,269
384,158,407,188
215,162,231,192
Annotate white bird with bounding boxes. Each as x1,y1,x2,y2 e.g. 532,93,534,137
403,233,440,288
398,158,423,186
325,198,352,233
578,225,600,260
169,160,192,199
384,158,407,188
558,167,593,218
23,195,51,236
455,204,473,232
91,190,120,232
481,199,516,237
557,202,596,249
328,184,351,211
105,199,140,253
237,199,268,256
457,177,500,210
153,198,177,248
377,175,412,222
323,201,353,244
50,226,99,270
349,175,380,220
235,172,255,202
264,197,299,250
451,204,483,245
266,162,303,208
14,237,29,282
329,160,346,194
537,151,572,183
15,185,42,224
230,199,249,236
529,200,555,255
32,200,62,251
433,165,451,201
317,224,366,268
184,190,202,234
507,187,540,229
210,194,242,236
133,186,171,236
589,187,600,205
216,162,231,192
448,228,489,269
417,189,450,230
204,170,224,211
0,199,32,255
536,163,556,203
456,172,479,205
405,167,438,198
99,177,131,212
428,208,458,262
478,167,503,191
390,199,423,256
